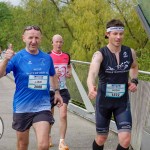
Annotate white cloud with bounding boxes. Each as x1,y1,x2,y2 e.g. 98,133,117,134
0,0,21,6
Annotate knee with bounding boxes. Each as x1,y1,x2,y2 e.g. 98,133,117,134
17,141,29,149
119,133,131,148
96,135,107,145
121,137,130,148
38,142,49,150
60,112,67,120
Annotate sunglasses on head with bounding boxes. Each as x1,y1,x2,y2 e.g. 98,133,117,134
24,25,42,33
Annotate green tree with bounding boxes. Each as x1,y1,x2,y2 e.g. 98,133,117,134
0,0,149,72
17,0,72,53
62,0,114,61
107,0,149,49
0,2,13,49
107,0,150,71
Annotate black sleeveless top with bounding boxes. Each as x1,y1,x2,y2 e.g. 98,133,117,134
97,45,133,102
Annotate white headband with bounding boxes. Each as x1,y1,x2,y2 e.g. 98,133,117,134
106,26,124,32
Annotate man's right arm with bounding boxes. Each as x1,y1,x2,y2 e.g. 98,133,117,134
0,45,14,78
87,51,103,100
0,59,9,78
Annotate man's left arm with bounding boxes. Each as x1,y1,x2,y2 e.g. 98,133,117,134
66,64,72,78
51,74,63,107
128,49,138,92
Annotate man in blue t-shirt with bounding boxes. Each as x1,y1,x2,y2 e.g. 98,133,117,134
0,25,63,150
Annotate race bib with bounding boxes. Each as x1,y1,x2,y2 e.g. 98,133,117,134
28,75,48,90
59,81,65,89
106,84,125,98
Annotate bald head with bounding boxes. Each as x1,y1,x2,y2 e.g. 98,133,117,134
52,34,63,43
52,34,63,52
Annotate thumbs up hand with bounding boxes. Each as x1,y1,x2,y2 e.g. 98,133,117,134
88,85,97,100
5,43,15,60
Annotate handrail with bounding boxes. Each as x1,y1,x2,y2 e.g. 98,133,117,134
71,60,150,75
71,60,90,65
138,70,150,75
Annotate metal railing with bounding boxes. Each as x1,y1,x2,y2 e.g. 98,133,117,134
135,1,150,39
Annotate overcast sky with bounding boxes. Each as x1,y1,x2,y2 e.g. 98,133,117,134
0,0,21,6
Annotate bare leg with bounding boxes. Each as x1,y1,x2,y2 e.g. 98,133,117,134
59,103,68,139
49,107,54,147
117,132,131,149
33,121,50,150
59,103,69,149
49,108,54,147
16,129,29,150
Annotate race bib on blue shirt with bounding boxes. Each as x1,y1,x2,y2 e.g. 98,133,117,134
28,75,48,90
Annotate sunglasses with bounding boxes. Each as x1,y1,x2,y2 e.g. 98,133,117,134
24,25,42,33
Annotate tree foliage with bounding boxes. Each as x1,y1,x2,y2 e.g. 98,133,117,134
0,2,13,49
0,0,149,71
61,0,114,60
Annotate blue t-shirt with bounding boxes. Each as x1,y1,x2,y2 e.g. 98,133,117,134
6,49,55,113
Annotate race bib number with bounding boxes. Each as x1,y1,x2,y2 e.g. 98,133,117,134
59,81,65,89
28,75,48,90
106,84,125,98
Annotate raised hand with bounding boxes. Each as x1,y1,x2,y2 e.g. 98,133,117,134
5,43,15,60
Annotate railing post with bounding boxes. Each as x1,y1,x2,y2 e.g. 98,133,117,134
71,64,95,113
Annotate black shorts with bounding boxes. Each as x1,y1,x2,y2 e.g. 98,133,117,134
50,89,70,108
95,100,132,135
12,110,54,132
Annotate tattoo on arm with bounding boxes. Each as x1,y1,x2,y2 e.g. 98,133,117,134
92,52,100,60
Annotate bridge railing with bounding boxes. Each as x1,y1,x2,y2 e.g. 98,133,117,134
68,60,150,150
136,0,150,39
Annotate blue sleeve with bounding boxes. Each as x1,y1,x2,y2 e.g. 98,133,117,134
49,56,55,76
6,56,16,74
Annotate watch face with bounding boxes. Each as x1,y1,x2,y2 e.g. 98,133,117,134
0,117,4,139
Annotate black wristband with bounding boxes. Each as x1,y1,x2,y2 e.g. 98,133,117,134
131,78,138,86
54,88,60,92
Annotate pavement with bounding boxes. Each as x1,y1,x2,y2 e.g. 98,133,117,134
0,76,119,150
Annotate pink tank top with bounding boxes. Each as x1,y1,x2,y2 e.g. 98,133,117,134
50,50,70,90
